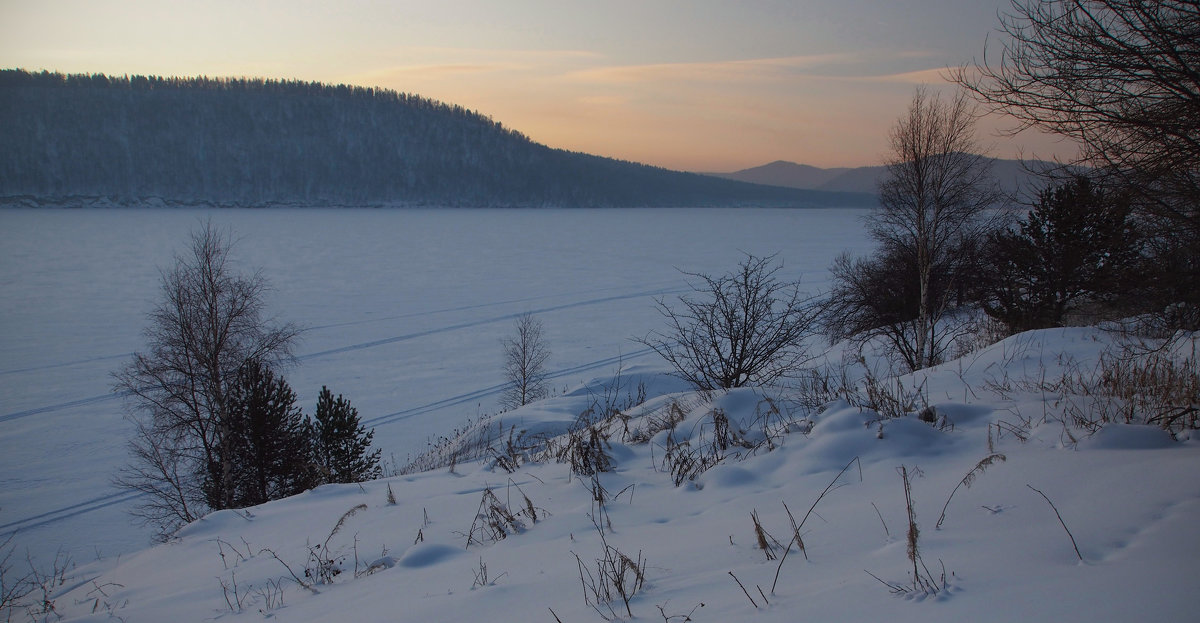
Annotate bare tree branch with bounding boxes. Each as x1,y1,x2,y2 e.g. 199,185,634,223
952,0,1200,231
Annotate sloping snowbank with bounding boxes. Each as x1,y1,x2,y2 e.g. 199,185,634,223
32,328,1200,622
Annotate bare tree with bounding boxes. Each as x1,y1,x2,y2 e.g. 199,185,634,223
829,87,1000,371
499,312,551,410
952,0,1199,330
952,0,1199,226
826,245,973,373
637,253,819,391
113,221,301,539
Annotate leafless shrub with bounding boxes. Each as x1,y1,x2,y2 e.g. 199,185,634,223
252,577,285,613
218,571,248,613
637,253,821,391
953,0,1200,260
0,533,33,622
22,549,73,623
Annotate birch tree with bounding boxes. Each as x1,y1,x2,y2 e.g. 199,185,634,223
829,88,1000,371
113,222,301,538
499,313,551,410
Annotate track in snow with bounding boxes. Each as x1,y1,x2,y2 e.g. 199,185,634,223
0,349,657,535
0,284,680,425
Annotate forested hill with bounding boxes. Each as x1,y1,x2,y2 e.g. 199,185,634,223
0,70,875,208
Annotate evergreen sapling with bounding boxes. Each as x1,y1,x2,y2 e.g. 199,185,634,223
312,387,382,484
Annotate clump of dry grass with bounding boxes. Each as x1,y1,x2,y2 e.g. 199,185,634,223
869,466,945,596
573,528,647,620
464,485,540,548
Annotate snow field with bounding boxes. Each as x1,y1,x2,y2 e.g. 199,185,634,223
39,326,1200,622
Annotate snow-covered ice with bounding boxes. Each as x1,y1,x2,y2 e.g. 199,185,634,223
0,207,867,566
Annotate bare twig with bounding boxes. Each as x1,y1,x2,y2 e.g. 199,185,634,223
1027,484,1083,561
259,548,318,594
728,571,758,608
871,501,890,537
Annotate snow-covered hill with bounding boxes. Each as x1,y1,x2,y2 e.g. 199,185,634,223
23,327,1198,622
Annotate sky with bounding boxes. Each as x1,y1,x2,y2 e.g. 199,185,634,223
0,0,1074,172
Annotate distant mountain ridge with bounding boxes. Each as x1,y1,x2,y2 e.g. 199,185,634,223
0,69,876,209
711,158,1053,198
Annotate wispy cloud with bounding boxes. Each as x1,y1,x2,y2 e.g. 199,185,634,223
563,53,852,85
562,50,943,86
355,63,522,81
855,66,958,85
344,47,603,84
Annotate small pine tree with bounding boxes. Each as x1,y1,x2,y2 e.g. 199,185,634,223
980,175,1138,332
211,359,315,509
312,387,382,484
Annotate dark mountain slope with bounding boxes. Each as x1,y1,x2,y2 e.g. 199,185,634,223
0,70,875,208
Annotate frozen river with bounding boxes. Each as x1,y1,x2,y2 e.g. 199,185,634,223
0,206,871,565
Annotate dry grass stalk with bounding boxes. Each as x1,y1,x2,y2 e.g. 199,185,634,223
936,453,1007,529
1027,484,1083,561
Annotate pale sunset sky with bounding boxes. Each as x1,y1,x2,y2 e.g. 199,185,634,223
0,0,1073,172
